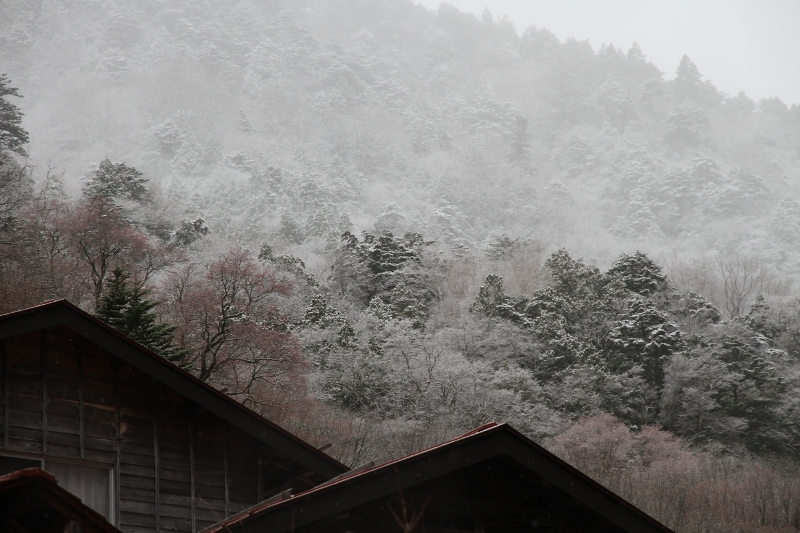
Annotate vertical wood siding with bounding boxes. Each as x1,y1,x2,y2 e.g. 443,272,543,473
0,327,266,533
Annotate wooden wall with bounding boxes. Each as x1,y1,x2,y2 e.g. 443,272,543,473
0,326,308,533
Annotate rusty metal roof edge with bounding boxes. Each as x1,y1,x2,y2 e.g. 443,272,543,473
200,422,507,533
0,467,123,533
201,421,676,533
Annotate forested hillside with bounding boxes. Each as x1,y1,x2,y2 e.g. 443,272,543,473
2,1,800,531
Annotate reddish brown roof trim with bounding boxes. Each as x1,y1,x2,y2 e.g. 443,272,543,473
202,422,676,533
0,468,122,533
0,300,347,478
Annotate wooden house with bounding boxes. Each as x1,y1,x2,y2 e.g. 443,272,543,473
0,300,347,533
202,423,676,533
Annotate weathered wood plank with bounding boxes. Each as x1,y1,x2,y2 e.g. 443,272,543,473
6,373,44,395
82,367,116,385
6,426,44,453
158,494,192,509
81,347,114,368
6,362,41,377
46,413,81,435
83,435,117,451
120,510,157,528
84,411,117,438
82,383,117,406
120,486,158,505
122,461,158,477
120,497,158,513
7,409,43,431
159,482,192,500
47,442,82,459
45,348,80,377
83,442,117,463
47,398,80,418
229,488,258,504
121,441,157,458
228,465,258,482
117,526,156,533
195,508,226,520
156,516,191,533
46,377,80,401
228,502,251,514
119,387,154,410
8,392,44,413
194,482,225,500
120,424,156,445
120,477,156,502
45,429,81,448
159,455,192,470
121,449,156,467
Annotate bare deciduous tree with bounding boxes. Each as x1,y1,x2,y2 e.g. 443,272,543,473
715,253,790,318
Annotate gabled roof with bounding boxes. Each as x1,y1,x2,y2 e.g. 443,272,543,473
0,300,347,479
0,468,121,533
202,423,675,533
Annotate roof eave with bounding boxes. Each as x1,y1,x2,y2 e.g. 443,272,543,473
204,424,675,533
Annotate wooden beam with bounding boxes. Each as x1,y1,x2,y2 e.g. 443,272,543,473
114,364,121,527
2,339,7,449
257,457,263,502
224,432,229,518
78,341,84,459
189,420,196,533
153,389,160,533
41,330,47,454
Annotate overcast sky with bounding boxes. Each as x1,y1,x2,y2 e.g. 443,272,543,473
415,0,800,106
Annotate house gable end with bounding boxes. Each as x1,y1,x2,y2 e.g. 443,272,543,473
204,426,674,533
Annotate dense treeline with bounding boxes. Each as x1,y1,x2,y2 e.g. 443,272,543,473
2,0,800,531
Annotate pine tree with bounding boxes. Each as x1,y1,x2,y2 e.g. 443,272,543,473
83,159,149,203
97,267,189,365
607,251,669,296
0,74,29,155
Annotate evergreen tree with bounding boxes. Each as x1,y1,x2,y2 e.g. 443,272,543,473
486,234,520,261
607,251,669,296
97,267,189,365
0,74,29,155
83,159,149,203
672,55,721,106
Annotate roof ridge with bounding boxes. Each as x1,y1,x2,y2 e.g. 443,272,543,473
0,467,57,483
200,422,508,533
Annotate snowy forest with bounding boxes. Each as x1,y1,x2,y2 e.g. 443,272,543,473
2,0,800,531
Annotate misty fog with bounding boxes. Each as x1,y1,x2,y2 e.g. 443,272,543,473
1,1,800,531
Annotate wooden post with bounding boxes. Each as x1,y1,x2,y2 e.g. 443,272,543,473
41,331,47,454
78,342,84,459
115,364,121,527
2,339,7,449
257,457,263,502
224,434,229,518
189,420,195,533
153,390,160,533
